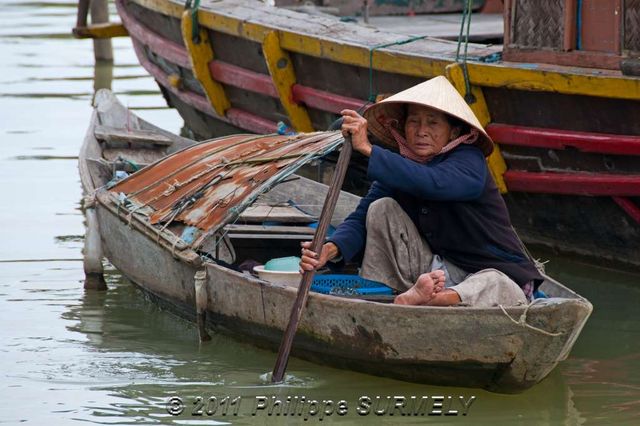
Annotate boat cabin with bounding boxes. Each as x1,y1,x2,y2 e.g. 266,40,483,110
503,0,640,73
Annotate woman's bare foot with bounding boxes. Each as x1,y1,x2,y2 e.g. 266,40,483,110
394,270,446,305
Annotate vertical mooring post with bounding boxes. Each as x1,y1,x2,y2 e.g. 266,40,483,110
91,0,113,61
363,0,370,24
194,270,212,342
83,205,107,290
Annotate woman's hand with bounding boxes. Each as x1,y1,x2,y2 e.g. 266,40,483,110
299,241,339,273
341,109,372,157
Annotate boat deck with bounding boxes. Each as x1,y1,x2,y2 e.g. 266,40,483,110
365,13,503,42
189,0,502,61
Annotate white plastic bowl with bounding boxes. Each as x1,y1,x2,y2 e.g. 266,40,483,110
253,265,302,287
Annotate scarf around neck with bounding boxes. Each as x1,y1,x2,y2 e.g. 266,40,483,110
383,118,480,163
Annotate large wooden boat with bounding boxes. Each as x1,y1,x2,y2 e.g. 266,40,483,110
80,89,592,393
100,0,640,269
101,0,640,269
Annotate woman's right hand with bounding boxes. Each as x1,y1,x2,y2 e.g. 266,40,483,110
341,109,372,157
299,241,339,273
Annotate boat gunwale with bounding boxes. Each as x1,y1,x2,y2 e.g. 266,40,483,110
203,258,592,315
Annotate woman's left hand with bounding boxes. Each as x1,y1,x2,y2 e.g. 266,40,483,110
341,109,372,157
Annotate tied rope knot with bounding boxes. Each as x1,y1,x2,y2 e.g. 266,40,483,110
83,193,97,209
163,180,180,196
498,299,564,337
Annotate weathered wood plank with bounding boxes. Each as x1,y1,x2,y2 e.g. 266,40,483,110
72,22,129,39
94,125,174,146
238,204,317,223
504,171,640,196
181,9,231,117
262,31,314,132
224,224,315,234
487,123,640,156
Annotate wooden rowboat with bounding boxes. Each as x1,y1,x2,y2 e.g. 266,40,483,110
80,89,592,393
91,0,640,270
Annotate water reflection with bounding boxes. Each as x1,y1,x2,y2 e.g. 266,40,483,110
544,253,640,424
56,266,587,424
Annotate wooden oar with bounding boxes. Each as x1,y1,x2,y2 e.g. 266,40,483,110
271,134,352,383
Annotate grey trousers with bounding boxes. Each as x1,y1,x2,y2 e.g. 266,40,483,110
359,198,527,308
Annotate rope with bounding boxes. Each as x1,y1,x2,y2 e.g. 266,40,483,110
368,35,428,102
125,159,140,171
455,0,475,104
171,233,181,258
83,193,96,209
126,203,148,228
184,0,201,43
512,225,547,275
498,299,564,337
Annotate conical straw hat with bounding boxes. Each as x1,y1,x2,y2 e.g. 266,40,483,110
363,76,494,156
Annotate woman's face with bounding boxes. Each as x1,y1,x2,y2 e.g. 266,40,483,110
404,105,459,158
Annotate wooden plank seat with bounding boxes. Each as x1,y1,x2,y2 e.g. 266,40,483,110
238,204,317,223
229,204,318,241
94,125,174,146
223,224,315,240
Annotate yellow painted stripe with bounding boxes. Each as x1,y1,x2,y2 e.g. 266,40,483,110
131,0,640,101
181,9,230,117
465,62,640,101
262,31,314,132
446,63,508,194
485,146,509,194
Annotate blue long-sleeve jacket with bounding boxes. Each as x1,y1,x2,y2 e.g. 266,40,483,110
328,144,543,287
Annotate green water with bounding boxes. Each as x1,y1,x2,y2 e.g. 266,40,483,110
0,1,639,424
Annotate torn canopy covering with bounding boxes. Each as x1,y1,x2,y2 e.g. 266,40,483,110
110,131,345,248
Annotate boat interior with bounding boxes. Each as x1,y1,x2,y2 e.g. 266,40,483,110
86,91,587,304
91,118,374,287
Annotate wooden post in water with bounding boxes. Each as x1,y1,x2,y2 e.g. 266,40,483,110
83,206,107,290
76,0,90,29
194,270,212,342
363,0,370,24
91,0,113,61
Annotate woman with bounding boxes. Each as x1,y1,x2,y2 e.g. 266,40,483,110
300,76,543,307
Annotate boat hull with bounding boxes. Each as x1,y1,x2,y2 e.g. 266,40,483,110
94,191,591,393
